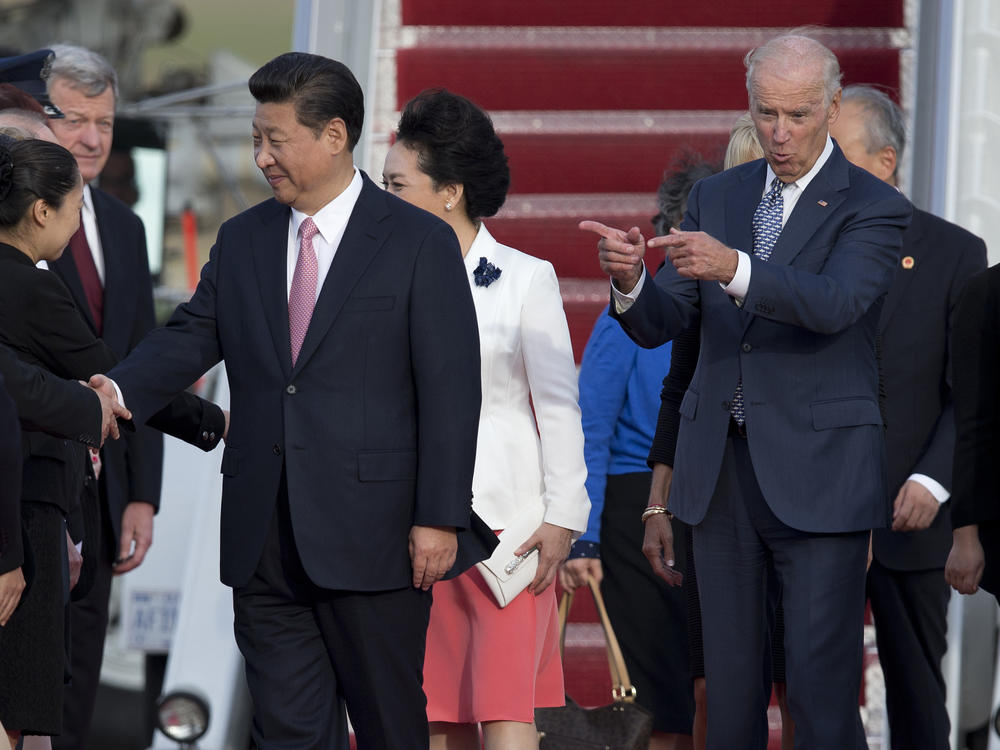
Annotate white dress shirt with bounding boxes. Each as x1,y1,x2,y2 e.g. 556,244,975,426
286,168,363,301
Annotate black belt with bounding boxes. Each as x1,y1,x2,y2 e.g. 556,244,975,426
728,416,748,438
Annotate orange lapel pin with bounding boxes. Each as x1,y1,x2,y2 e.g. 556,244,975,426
901,256,915,270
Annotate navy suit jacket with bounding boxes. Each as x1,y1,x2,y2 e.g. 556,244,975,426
873,208,986,571
110,173,489,590
616,145,912,533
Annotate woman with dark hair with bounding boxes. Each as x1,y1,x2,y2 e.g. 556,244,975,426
0,134,86,749
0,135,220,748
383,90,590,749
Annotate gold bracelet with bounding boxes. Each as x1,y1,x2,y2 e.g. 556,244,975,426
641,505,673,523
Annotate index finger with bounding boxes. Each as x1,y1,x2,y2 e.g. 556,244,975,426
579,219,625,240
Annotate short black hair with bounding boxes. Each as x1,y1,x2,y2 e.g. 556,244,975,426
0,133,79,227
396,88,510,220
248,52,364,151
652,151,720,235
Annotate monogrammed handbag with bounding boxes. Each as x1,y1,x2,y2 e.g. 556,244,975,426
535,577,653,749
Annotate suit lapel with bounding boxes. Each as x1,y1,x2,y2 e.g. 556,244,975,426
292,175,391,375
251,200,295,378
741,145,849,335
879,207,921,330
767,146,849,269
726,161,766,256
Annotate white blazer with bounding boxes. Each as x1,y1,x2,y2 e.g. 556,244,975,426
463,224,590,533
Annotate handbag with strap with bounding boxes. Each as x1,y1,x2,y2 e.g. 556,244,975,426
535,576,653,749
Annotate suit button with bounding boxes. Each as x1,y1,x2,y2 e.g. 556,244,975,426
741,343,752,353
201,431,209,441
721,401,730,410
209,432,216,441
286,385,297,395
272,444,282,456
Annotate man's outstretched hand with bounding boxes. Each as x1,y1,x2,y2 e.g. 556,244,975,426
650,228,739,284
579,220,646,294
84,374,131,445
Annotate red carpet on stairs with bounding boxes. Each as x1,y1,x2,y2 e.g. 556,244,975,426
401,0,904,28
398,38,900,112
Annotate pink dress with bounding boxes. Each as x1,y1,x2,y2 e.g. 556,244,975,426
423,564,565,723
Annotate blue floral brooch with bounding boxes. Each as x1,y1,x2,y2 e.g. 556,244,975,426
473,257,502,288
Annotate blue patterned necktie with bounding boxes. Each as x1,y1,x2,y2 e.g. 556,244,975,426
730,176,785,426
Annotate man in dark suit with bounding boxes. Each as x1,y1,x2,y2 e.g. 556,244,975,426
830,84,987,750
586,35,911,749
42,44,223,750
947,264,1000,597
98,52,487,749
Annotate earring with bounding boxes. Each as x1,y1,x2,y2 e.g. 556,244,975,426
445,202,453,211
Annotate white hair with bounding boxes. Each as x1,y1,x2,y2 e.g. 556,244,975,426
745,33,842,106
45,43,118,102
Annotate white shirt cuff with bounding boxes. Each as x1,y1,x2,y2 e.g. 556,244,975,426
720,250,751,299
109,378,126,409
611,267,647,314
908,473,950,504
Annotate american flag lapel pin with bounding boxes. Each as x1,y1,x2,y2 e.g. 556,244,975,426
817,200,828,207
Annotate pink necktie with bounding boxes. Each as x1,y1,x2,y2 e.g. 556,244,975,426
289,217,319,365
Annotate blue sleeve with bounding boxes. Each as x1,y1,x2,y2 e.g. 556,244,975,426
577,307,637,546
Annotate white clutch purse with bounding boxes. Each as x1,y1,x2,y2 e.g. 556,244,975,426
475,505,546,608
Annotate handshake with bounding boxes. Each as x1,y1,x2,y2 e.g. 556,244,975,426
84,374,131,446
83,374,231,449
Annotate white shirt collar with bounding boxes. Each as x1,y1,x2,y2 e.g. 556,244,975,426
289,167,363,242
764,135,834,193
82,183,95,216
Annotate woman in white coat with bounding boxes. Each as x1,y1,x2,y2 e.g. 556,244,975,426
383,89,590,749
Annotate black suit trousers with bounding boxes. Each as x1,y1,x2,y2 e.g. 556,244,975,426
867,560,951,750
233,475,432,750
693,436,868,750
